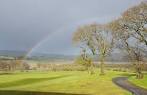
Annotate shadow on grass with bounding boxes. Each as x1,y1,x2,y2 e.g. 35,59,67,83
117,72,147,77
0,73,14,75
0,75,71,88
0,90,90,95
117,73,136,77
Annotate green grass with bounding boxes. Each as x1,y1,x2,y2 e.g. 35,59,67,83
0,70,131,95
129,74,147,89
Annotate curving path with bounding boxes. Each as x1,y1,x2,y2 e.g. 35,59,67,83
112,77,147,95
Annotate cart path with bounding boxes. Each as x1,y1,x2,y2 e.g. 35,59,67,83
112,77,147,95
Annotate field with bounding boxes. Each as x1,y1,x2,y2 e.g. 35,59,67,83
0,70,132,95
0,60,147,95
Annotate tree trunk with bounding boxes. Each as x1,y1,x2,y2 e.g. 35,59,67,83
136,71,143,79
100,56,105,75
90,65,94,75
136,62,144,79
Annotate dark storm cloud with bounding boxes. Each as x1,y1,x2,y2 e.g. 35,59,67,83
0,0,141,54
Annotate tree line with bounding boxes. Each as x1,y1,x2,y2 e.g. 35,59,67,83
73,1,147,79
0,58,30,72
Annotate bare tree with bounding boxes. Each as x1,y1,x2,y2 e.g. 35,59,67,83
108,1,147,79
73,24,114,75
121,1,147,46
75,48,94,74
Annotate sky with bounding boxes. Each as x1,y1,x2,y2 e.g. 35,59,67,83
0,0,143,55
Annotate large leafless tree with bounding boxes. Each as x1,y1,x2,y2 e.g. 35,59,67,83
108,1,147,79
73,24,114,75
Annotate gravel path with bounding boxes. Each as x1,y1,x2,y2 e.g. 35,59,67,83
112,77,147,95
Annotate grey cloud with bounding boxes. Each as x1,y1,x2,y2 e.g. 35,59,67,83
0,0,141,54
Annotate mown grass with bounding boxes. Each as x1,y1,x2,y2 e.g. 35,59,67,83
0,70,131,95
129,73,147,89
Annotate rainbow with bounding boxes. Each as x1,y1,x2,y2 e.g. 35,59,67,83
23,16,115,59
24,27,65,59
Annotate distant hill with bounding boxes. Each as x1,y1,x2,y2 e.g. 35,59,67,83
0,50,27,57
27,52,128,62
27,53,75,61
0,50,146,62
0,50,75,61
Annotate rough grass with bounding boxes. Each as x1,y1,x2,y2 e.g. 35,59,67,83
0,70,131,95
